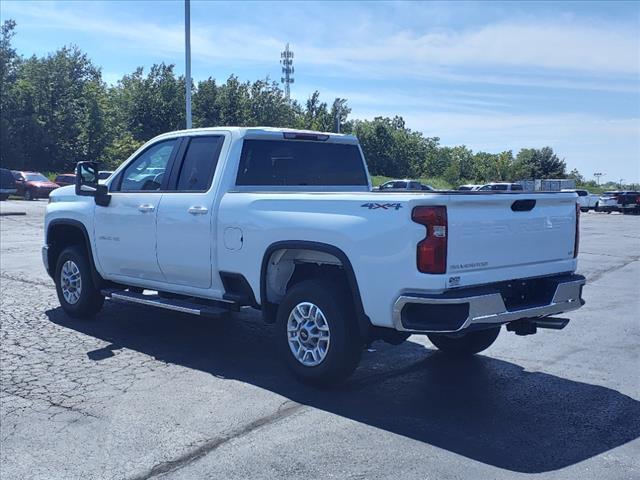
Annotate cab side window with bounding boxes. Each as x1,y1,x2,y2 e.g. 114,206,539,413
119,139,178,192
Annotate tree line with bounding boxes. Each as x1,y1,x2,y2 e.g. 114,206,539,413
1,20,576,185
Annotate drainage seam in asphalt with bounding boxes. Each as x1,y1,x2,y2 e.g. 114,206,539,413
127,401,305,480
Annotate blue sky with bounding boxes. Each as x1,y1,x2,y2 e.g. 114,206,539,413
2,0,639,182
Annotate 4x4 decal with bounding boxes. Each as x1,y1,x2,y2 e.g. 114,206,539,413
361,202,403,210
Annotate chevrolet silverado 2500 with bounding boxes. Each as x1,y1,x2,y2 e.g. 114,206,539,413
43,127,585,384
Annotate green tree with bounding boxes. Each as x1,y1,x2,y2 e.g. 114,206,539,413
567,168,585,184
216,74,249,125
193,77,220,127
514,147,566,179
3,42,108,172
110,63,185,143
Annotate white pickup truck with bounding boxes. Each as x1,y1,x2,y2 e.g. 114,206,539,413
43,127,585,384
562,189,599,212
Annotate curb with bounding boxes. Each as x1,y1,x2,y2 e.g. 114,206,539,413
0,212,27,216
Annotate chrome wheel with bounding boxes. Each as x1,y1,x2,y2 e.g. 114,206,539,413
287,302,331,367
61,260,82,305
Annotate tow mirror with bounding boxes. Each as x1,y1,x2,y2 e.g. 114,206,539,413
75,161,110,206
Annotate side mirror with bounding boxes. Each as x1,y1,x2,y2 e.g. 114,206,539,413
75,161,110,206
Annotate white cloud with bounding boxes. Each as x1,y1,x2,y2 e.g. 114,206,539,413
6,1,639,92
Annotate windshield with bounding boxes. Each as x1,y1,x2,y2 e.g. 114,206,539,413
25,173,48,182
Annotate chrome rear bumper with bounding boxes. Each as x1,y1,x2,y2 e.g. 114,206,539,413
393,274,585,334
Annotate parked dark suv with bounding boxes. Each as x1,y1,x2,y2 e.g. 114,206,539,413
0,168,17,200
11,171,59,200
54,173,76,187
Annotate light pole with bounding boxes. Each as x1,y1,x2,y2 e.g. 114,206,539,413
185,0,192,129
593,172,605,185
619,178,625,189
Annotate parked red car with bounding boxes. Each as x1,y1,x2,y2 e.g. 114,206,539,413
11,171,59,200
54,173,76,187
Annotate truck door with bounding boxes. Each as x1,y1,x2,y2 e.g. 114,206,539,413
94,138,179,282
156,135,225,289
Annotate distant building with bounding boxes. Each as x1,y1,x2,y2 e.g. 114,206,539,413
517,179,576,191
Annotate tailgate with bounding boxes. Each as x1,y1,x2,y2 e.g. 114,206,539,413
446,193,577,275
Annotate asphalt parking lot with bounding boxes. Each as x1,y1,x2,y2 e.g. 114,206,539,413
1,200,639,480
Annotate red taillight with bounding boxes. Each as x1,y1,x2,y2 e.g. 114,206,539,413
412,206,447,274
574,202,580,258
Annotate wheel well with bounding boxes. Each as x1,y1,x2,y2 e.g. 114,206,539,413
261,244,371,341
46,223,95,281
264,248,344,305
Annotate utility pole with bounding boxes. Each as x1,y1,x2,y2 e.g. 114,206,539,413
184,0,192,129
280,43,294,101
593,172,604,185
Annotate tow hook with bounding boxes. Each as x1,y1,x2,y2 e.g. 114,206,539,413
507,317,570,336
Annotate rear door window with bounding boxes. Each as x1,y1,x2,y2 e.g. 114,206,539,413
236,140,368,186
175,136,224,191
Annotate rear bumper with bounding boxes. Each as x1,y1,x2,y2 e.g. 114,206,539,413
597,203,617,212
619,204,640,211
393,274,585,333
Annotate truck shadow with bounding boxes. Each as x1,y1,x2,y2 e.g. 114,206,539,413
46,303,640,474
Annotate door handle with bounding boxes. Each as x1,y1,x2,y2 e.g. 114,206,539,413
188,206,208,215
138,204,155,213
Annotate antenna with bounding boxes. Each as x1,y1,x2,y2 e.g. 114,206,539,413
280,43,294,100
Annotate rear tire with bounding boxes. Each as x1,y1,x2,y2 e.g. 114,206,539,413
55,246,104,318
428,327,500,356
276,279,362,386
0,194,8,201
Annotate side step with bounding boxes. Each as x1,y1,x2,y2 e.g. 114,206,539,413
102,290,232,317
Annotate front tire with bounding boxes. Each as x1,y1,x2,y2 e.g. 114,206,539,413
276,279,362,386
55,246,104,318
428,327,500,356
24,189,33,201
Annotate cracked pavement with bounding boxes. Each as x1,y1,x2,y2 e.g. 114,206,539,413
1,200,639,479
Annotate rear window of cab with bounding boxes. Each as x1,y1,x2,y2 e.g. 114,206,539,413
236,139,368,187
